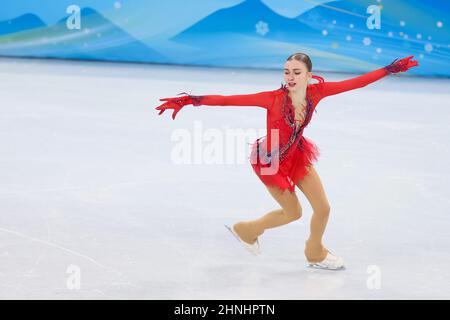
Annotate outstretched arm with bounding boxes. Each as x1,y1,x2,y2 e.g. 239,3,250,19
316,55,419,99
188,90,274,108
155,90,274,120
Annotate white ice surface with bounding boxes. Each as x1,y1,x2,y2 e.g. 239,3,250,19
0,57,449,299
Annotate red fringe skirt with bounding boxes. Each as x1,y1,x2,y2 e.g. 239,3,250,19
249,136,320,193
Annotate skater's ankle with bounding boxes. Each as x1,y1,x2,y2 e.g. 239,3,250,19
233,221,260,244
248,221,264,237
305,238,325,250
304,242,328,262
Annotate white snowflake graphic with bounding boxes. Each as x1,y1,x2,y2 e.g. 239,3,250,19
363,37,371,45
255,21,269,36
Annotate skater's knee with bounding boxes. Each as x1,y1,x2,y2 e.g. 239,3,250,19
314,203,330,217
284,203,302,221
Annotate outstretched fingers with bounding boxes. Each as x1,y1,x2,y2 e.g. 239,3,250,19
155,104,166,111
155,102,172,115
154,102,180,120
406,56,419,68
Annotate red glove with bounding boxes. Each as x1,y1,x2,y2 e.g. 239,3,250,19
155,92,202,120
385,55,419,74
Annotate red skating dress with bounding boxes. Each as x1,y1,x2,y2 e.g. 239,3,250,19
179,66,394,193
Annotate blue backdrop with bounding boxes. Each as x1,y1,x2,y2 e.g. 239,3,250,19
0,0,448,76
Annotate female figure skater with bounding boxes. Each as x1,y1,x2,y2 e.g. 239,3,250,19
155,53,418,270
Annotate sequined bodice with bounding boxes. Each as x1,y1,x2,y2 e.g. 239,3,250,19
256,86,315,165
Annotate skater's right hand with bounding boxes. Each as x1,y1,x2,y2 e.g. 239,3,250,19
155,94,193,120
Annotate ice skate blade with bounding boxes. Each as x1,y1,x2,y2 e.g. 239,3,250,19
306,251,346,271
224,224,260,256
307,263,346,271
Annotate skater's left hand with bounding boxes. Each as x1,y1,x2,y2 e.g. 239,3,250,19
385,55,419,74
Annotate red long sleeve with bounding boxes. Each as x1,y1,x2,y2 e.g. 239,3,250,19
316,67,390,99
191,90,275,109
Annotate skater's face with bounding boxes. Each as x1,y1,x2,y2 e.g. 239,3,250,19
283,60,312,92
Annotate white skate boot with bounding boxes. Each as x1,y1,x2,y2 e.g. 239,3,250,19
307,250,345,270
225,224,260,256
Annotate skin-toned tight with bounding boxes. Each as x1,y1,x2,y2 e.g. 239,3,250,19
233,165,330,262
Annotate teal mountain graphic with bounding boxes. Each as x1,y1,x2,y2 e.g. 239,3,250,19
0,7,170,63
171,0,318,44
0,13,46,36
